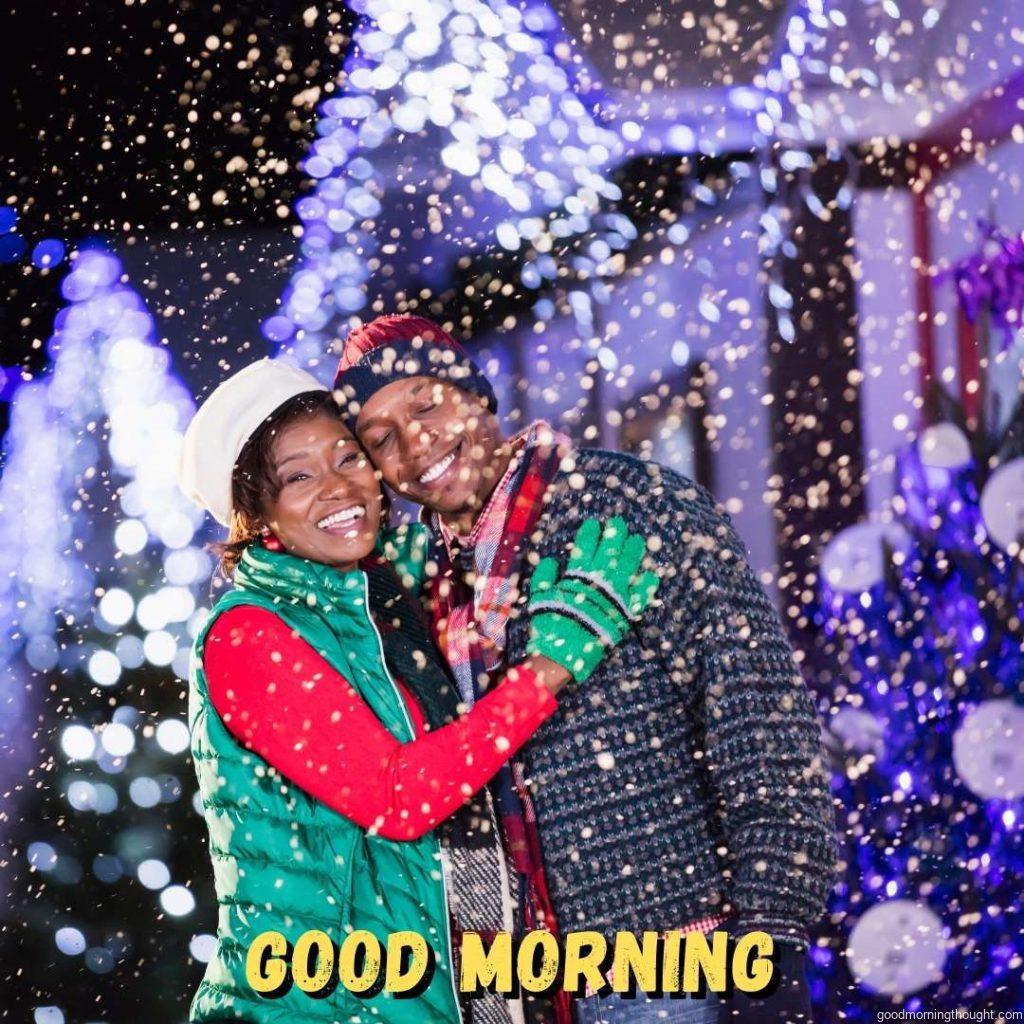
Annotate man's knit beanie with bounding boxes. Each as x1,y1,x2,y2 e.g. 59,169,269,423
333,314,496,429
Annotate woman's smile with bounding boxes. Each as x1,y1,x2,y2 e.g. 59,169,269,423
316,503,367,535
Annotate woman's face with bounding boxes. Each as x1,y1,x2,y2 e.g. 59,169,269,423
260,411,383,570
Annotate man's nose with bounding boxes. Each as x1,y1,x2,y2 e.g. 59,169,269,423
399,422,433,461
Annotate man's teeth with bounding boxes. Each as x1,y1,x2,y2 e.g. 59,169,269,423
317,506,366,530
419,450,456,484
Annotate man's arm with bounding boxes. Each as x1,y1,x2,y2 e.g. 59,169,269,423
649,486,837,949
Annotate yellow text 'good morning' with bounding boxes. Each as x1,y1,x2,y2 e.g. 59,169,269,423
244,928,784,1001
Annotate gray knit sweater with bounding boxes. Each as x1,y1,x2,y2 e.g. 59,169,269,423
499,448,837,948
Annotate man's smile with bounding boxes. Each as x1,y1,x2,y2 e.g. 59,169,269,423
413,437,466,490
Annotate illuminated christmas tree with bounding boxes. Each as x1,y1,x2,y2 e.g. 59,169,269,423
1,249,215,1019
263,0,631,370
815,384,1024,1016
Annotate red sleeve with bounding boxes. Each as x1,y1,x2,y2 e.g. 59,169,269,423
203,605,557,841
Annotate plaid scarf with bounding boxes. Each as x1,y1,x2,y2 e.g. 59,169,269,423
426,421,574,1024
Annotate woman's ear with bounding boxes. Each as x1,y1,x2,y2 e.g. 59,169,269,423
262,531,285,552
259,522,286,552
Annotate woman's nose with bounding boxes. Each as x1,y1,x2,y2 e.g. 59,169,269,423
319,468,357,502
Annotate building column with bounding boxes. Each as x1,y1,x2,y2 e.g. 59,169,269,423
763,150,867,661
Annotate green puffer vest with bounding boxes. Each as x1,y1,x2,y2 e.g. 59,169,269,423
188,539,462,1024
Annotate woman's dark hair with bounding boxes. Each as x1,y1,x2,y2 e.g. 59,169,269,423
213,390,354,576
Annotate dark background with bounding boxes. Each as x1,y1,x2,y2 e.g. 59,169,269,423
2,0,355,420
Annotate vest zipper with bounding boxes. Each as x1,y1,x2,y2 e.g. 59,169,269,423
359,573,464,1024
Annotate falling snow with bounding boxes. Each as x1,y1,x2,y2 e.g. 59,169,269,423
2,0,1024,1020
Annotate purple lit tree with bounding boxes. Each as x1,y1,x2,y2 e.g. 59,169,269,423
812,384,1024,1017
1,248,216,1020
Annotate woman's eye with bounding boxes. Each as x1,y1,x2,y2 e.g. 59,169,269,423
285,471,310,484
415,402,437,415
337,452,358,468
372,432,391,449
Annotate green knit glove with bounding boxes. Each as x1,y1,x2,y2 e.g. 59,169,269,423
526,516,661,683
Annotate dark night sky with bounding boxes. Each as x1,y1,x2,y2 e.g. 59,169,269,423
1,1,355,384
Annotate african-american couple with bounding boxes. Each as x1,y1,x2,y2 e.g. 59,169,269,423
177,314,836,1024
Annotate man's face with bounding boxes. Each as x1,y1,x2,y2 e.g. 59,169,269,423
355,376,505,518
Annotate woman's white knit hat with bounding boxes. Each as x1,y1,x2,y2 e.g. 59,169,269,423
178,358,328,526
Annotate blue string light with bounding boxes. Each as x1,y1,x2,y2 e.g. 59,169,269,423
265,0,631,371
31,238,66,269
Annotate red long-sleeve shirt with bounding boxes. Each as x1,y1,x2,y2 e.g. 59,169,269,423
203,605,557,841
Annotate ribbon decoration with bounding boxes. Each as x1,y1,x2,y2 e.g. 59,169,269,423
943,218,1024,351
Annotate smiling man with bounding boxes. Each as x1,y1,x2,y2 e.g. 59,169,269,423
334,314,837,1024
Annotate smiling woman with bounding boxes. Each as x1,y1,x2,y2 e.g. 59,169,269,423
250,403,382,569
216,389,384,575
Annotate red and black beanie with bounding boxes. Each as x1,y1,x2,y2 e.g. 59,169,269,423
333,314,497,429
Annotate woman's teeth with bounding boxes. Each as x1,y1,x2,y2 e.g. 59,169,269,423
419,449,456,484
317,506,366,531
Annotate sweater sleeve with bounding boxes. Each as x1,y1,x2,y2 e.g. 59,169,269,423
203,605,558,841
649,485,837,950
